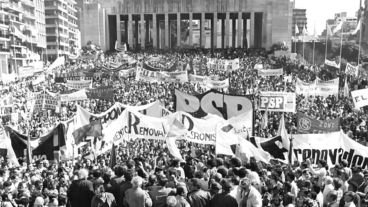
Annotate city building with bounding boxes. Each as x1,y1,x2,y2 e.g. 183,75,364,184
292,8,307,36
44,0,80,61
79,0,293,51
0,0,46,79
362,0,368,44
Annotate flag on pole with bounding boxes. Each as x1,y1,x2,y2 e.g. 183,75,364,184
333,21,344,34
351,20,361,35
109,144,116,168
343,76,349,97
302,25,308,35
295,25,300,35
327,24,333,36
46,56,65,73
261,105,269,130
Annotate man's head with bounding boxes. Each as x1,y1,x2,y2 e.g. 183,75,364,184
131,176,143,188
239,177,251,192
78,169,89,180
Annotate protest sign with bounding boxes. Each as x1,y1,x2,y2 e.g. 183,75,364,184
351,88,368,109
60,89,88,102
33,90,60,112
257,68,283,76
259,92,296,113
345,63,359,77
205,78,229,89
87,86,114,100
66,80,92,90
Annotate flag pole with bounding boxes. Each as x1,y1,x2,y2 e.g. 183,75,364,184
325,23,328,61
358,19,363,64
27,128,32,169
339,14,344,73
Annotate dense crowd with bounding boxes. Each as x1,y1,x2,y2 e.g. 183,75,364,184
0,47,368,207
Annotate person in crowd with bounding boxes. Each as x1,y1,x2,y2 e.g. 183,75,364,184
239,177,262,207
67,169,95,207
124,176,152,207
91,179,117,207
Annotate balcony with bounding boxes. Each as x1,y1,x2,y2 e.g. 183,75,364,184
23,12,36,20
0,47,10,54
0,33,10,40
22,0,35,8
5,2,23,13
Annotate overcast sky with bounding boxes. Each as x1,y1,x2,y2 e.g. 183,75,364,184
294,0,362,35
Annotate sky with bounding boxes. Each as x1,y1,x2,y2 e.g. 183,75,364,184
294,0,362,35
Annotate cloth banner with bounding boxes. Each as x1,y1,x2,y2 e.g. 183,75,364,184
60,89,88,102
207,58,240,71
33,90,60,112
292,131,368,169
47,56,65,72
259,92,296,113
205,78,229,89
297,112,340,134
175,89,252,119
345,63,359,77
54,71,94,83
119,67,136,78
296,78,339,97
32,74,46,85
135,67,165,82
1,73,17,84
18,66,35,78
257,68,283,76
7,124,66,161
351,88,368,109
66,80,92,90
324,59,340,69
87,86,114,100
188,74,209,83
160,71,189,82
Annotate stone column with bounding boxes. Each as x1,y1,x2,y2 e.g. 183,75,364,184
212,13,217,49
201,12,205,48
225,12,230,48
165,13,169,48
221,18,225,48
128,14,133,49
177,13,181,47
140,14,145,49
237,12,243,48
135,19,139,49
250,12,255,48
152,14,157,48
145,17,150,46
189,12,193,46
116,14,121,47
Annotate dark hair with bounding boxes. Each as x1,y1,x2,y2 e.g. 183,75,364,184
283,193,293,206
176,186,186,196
194,171,204,179
124,169,134,182
93,169,101,178
230,158,241,167
190,178,202,189
114,165,125,177
312,185,321,194
286,173,295,181
238,167,247,178
333,178,342,190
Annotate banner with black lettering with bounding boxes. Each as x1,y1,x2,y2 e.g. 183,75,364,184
87,86,114,100
174,89,253,119
66,80,92,90
297,112,340,134
351,88,368,109
33,90,60,112
259,92,296,113
257,68,283,76
207,58,240,71
296,78,339,97
54,71,94,83
205,78,229,89
188,74,209,83
345,63,359,77
292,131,368,169
135,67,164,82
7,124,66,161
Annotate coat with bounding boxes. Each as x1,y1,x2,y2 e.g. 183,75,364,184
67,179,95,207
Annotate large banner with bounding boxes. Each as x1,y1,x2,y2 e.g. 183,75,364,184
175,89,253,119
292,131,368,169
18,66,35,78
259,92,296,113
66,80,92,90
297,112,340,134
60,89,88,102
188,74,209,83
33,91,60,112
87,86,114,100
257,68,283,76
351,88,368,109
135,67,164,82
136,67,188,83
205,78,229,89
207,58,240,71
296,78,339,97
160,71,189,83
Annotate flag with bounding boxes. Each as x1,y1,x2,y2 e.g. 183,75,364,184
166,138,184,161
326,24,333,36
109,144,117,168
345,63,359,76
47,56,65,72
237,136,271,163
295,25,300,35
0,125,19,167
333,21,343,34
343,76,349,97
261,109,268,130
7,124,66,161
215,123,238,156
302,25,308,35
72,119,102,144
167,118,188,138
115,40,122,51
277,114,295,164
351,20,361,35
325,59,341,69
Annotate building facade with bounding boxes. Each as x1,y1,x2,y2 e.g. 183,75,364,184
363,0,368,44
0,0,46,79
79,0,293,51
45,0,80,61
292,9,307,36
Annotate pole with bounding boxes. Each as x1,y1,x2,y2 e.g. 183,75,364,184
27,128,32,168
325,23,328,61
339,13,344,74
302,33,305,63
358,20,363,64
312,40,315,65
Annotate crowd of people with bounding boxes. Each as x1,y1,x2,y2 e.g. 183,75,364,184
0,46,368,207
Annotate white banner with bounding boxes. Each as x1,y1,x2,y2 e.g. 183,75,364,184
259,92,296,113
60,89,88,102
351,88,368,109
296,78,339,97
188,74,209,83
205,78,229,89
135,67,164,83
345,63,359,77
207,58,240,71
325,59,340,69
18,66,35,78
32,74,46,85
257,68,283,76
292,131,368,169
160,71,189,82
66,80,92,90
